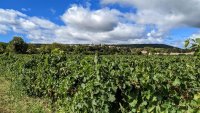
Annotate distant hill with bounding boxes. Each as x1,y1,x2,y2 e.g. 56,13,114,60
113,44,179,49
0,42,7,47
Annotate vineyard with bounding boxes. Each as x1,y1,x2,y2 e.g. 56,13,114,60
0,51,199,113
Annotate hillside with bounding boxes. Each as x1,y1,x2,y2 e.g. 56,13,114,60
113,44,178,49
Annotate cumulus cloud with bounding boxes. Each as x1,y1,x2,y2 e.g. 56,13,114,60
0,9,58,43
102,0,200,27
0,5,153,44
61,6,121,32
0,24,9,34
188,32,200,40
102,0,200,43
5,0,200,45
54,23,145,43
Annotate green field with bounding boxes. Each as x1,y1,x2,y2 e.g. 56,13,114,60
0,53,199,113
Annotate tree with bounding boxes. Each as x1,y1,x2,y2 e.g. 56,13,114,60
38,45,51,54
7,37,28,54
6,37,27,53
0,42,6,53
185,38,200,55
51,43,65,50
27,44,38,54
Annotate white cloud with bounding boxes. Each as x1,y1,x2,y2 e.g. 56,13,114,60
128,37,163,44
102,0,200,27
101,0,200,44
0,9,57,42
29,17,57,29
21,8,31,12
106,23,144,41
0,1,200,46
188,33,200,40
1,5,155,44
0,9,26,24
61,5,121,32
0,25,9,34
54,23,145,44
19,18,37,30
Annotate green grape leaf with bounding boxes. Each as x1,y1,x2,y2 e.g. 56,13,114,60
172,78,181,86
108,94,115,102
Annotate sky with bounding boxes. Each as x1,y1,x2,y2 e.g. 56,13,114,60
0,0,200,47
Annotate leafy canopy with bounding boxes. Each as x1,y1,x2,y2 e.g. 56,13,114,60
7,36,28,54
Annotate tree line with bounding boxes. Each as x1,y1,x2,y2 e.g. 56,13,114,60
0,36,194,55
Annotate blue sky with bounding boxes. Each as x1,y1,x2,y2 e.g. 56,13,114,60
0,0,200,47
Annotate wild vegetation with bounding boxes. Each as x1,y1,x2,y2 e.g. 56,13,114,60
0,37,199,112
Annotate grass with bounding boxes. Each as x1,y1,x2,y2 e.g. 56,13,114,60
0,77,12,112
0,77,51,113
